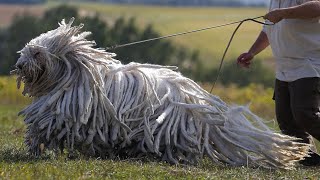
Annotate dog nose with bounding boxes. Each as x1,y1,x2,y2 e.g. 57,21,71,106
17,64,23,69
16,63,24,69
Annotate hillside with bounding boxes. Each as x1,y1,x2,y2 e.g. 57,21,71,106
76,3,273,68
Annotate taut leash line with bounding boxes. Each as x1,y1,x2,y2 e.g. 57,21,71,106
106,16,267,50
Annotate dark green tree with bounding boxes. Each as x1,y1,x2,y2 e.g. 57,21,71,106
42,4,79,28
0,15,43,74
210,59,274,88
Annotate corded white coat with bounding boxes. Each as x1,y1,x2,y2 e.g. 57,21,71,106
12,18,309,169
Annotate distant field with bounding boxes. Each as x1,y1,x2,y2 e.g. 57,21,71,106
75,3,274,68
0,4,45,27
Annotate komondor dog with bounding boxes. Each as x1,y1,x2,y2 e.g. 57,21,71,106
11,18,309,169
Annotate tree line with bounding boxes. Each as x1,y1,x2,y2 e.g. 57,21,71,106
0,5,274,87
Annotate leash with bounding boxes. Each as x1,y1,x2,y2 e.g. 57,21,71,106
105,15,274,93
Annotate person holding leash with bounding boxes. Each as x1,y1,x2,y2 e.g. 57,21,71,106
237,0,320,166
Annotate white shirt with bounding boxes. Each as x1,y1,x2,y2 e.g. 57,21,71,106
263,0,320,82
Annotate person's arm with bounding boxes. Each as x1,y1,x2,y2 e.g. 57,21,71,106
237,31,269,68
265,1,320,23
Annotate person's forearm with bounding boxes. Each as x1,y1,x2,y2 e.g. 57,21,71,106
281,1,320,19
248,31,269,56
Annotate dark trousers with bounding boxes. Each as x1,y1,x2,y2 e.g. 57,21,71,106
274,78,320,144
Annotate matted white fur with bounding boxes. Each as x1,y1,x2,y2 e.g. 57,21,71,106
12,18,309,169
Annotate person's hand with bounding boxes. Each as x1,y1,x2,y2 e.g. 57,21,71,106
237,52,254,68
264,9,285,24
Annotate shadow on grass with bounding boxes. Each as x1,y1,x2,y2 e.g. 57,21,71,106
0,147,53,163
0,146,286,174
